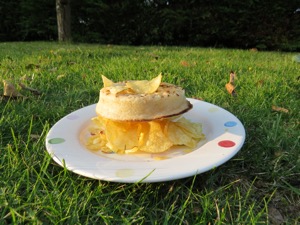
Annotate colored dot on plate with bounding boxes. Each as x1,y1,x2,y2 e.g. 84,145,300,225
218,140,236,148
48,138,65,144
66,114,79,120
115,169,134,178
208,107,219,112
224,121,237,127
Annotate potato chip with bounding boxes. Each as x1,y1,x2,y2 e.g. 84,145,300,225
101,74,162,95
137,122,150,147
126,73,162,94
85,115,205,154
102,75,115,87
138,120,173,153
125,147,139,154
91,117,106,130
166,117,204,148
109,85,128,95
174,117,204,138
85,129,112,152
166,122,194,147
105,120,139,153
167,123,199,148
101,75,132,95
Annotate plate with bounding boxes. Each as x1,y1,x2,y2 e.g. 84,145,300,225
45,99,246,183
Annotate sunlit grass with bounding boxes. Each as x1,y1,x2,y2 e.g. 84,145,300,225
0,42,299,224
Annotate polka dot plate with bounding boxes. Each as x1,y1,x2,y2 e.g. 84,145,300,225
45,99,246,183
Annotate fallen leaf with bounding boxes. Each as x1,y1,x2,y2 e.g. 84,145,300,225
57,74,66,80
226,84,237,97
180,60,196,67
180,60,190,67
226,71,237,97
268,205,284,225
19,82,42,95
272,106,289,113
257,79,264,86
225,83,235,94
30,134,41,140
229,71,237,84
3,80,23,98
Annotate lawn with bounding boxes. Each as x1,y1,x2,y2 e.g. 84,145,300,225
0,42,299,224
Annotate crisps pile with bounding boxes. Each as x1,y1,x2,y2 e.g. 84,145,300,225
86,116,205,154
86,74,205,154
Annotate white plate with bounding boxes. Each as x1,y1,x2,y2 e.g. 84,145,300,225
45,99,246,183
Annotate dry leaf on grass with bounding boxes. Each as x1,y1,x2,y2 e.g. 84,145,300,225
30,134,41,140
2,80,24,98
57,74,66,79
2,79,42,100
272,106,289,113
225,83,235,94
257,79,265,86
229,71,237,83
180,60,196,67
268,205,285,225
180,60,190,67
225,71,237,97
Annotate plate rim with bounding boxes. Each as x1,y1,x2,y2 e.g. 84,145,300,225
45,98,246,183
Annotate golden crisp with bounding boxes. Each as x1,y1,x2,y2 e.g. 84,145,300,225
101,75,114,87
86,116,204,154
125,73,162,94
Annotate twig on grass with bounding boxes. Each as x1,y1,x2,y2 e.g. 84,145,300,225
19,82,42,95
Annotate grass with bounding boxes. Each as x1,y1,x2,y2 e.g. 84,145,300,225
0,42,299,224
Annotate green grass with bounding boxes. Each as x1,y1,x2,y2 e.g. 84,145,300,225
0,42,299,224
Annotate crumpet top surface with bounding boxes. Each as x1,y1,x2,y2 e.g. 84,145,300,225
96,76,192,121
